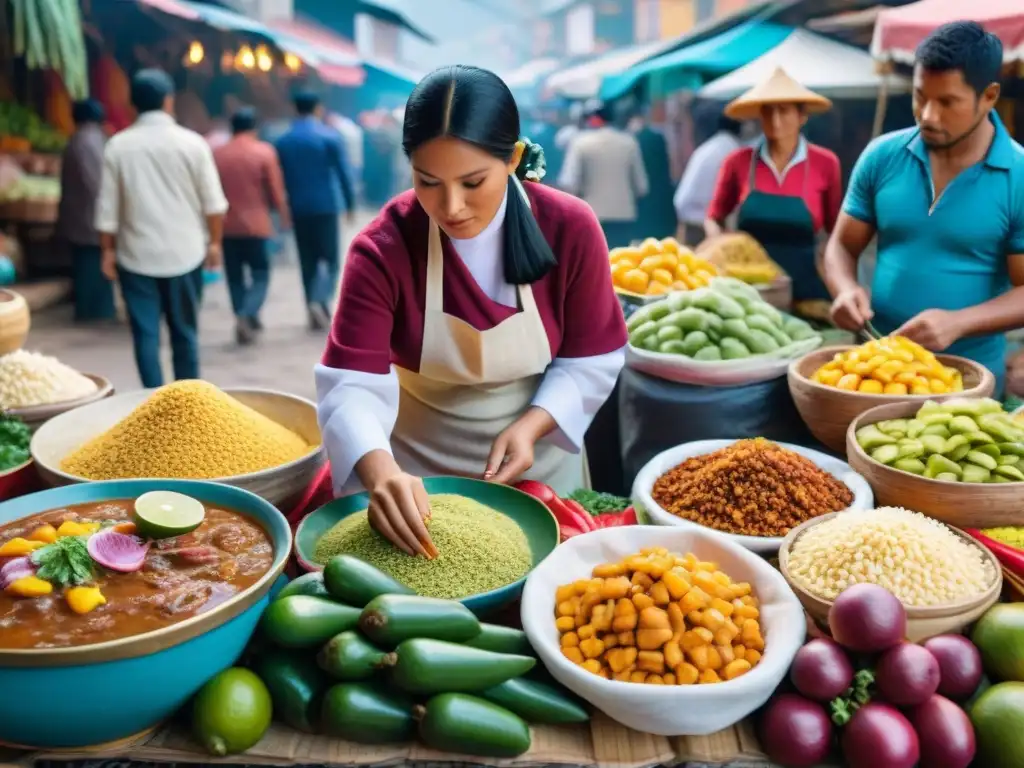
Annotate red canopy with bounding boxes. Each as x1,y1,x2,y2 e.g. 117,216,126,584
872,0,1024,64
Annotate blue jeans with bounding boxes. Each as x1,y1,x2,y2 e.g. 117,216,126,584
117,265,202,389
223,237,270,320
292,214,340,307
71,244,116,321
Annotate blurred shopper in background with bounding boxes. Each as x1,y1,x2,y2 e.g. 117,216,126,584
96,69,227,388
673,112,742,246
275,91,356,330
631,107,676,240
558,101,648,248
214,107,290,345
58,98,114,323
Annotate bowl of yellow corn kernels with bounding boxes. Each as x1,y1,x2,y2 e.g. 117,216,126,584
788,339,995,455
520,525,805,736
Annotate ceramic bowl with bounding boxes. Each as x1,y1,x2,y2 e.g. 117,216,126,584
30,387,325,508
778,511,1002,643
846,401,1024,528
520,525,806,736
0,479,291,749
294,476,559,616
7,373,114,432
632,439,873,554
0,458,39,502
788,346,994,454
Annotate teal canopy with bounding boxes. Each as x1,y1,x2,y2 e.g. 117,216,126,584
600,21,794,102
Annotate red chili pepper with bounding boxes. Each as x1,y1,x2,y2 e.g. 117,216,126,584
550,497,596,532
513,481,594,533
591,507,638,530
966,529,1024,578
514,479,557,504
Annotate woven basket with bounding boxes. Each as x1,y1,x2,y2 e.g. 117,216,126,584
0,288,30,354
789,345,995,454
846,401,1024,528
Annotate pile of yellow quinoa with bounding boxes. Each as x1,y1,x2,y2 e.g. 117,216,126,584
314,494,533,599
60,380,314,480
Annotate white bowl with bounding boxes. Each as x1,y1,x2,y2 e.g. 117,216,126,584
520,525,806,736
632,439,873,554
30,387,324,508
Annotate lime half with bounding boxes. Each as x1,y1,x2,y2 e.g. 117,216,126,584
133,490,206,540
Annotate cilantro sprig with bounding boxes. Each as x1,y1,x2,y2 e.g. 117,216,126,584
31,536,95,587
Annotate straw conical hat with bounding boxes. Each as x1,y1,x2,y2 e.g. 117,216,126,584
724,67,832,121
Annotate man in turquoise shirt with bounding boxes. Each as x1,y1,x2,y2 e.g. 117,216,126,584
824,21,1024,395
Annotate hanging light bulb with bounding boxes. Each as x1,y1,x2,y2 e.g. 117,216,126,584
221,50,235,72
235,45,256,70
255,44,273,72
283,52,302,73
183,40,204,67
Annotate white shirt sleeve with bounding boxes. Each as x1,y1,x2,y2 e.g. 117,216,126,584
315,363,400,494
94,143,120,234
531,345,626,453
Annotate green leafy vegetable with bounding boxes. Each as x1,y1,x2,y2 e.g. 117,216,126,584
0,414,30,472
566,489,631,516
31,536,95,586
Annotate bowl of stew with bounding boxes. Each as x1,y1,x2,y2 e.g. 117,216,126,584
0,479,291,749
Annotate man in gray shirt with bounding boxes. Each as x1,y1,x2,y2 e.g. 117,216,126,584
57,99,112,322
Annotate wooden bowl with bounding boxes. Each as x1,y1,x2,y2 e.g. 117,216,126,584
778,511,1003,642
0,288,30,354
846,401,1024,528
29,387,325,509
6,374,114,433
788,345,995,454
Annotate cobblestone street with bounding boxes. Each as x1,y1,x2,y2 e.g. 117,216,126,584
24,212,378,402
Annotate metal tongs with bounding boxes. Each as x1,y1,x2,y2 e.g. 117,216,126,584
862,319,883,341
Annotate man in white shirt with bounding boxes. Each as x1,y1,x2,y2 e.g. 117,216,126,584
96,69,228,388
673,114,742,245
558,103,649,248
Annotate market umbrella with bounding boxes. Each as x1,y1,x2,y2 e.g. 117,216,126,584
871,0,1024,65
701,28,911,101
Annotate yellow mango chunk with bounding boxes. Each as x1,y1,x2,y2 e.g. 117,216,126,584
56,520,100,538
0,537,46,557
6,576,53,598
28,524,58,544
66,586,107,615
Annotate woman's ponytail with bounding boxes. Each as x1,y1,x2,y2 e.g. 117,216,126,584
503,137,557,285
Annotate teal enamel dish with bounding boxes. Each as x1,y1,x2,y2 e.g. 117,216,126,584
294,476,559,616
0,479,291,750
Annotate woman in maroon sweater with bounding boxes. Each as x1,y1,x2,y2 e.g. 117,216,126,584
316,65,627,557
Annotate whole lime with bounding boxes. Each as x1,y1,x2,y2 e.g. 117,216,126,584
192,667,272,756
970,681,1024,768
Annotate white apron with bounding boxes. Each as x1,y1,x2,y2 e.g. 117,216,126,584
388,179,586,496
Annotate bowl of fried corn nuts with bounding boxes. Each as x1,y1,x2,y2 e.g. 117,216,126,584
520,526,805,735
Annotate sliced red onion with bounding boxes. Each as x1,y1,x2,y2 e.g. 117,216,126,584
0,556,36,590
87,529,150,573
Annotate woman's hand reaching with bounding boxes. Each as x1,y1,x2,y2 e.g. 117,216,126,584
485,407,557,485
356,450,437,558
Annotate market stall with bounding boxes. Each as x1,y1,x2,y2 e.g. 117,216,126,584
871,0,1024,67
3,266,1024,768
542,41,664,101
